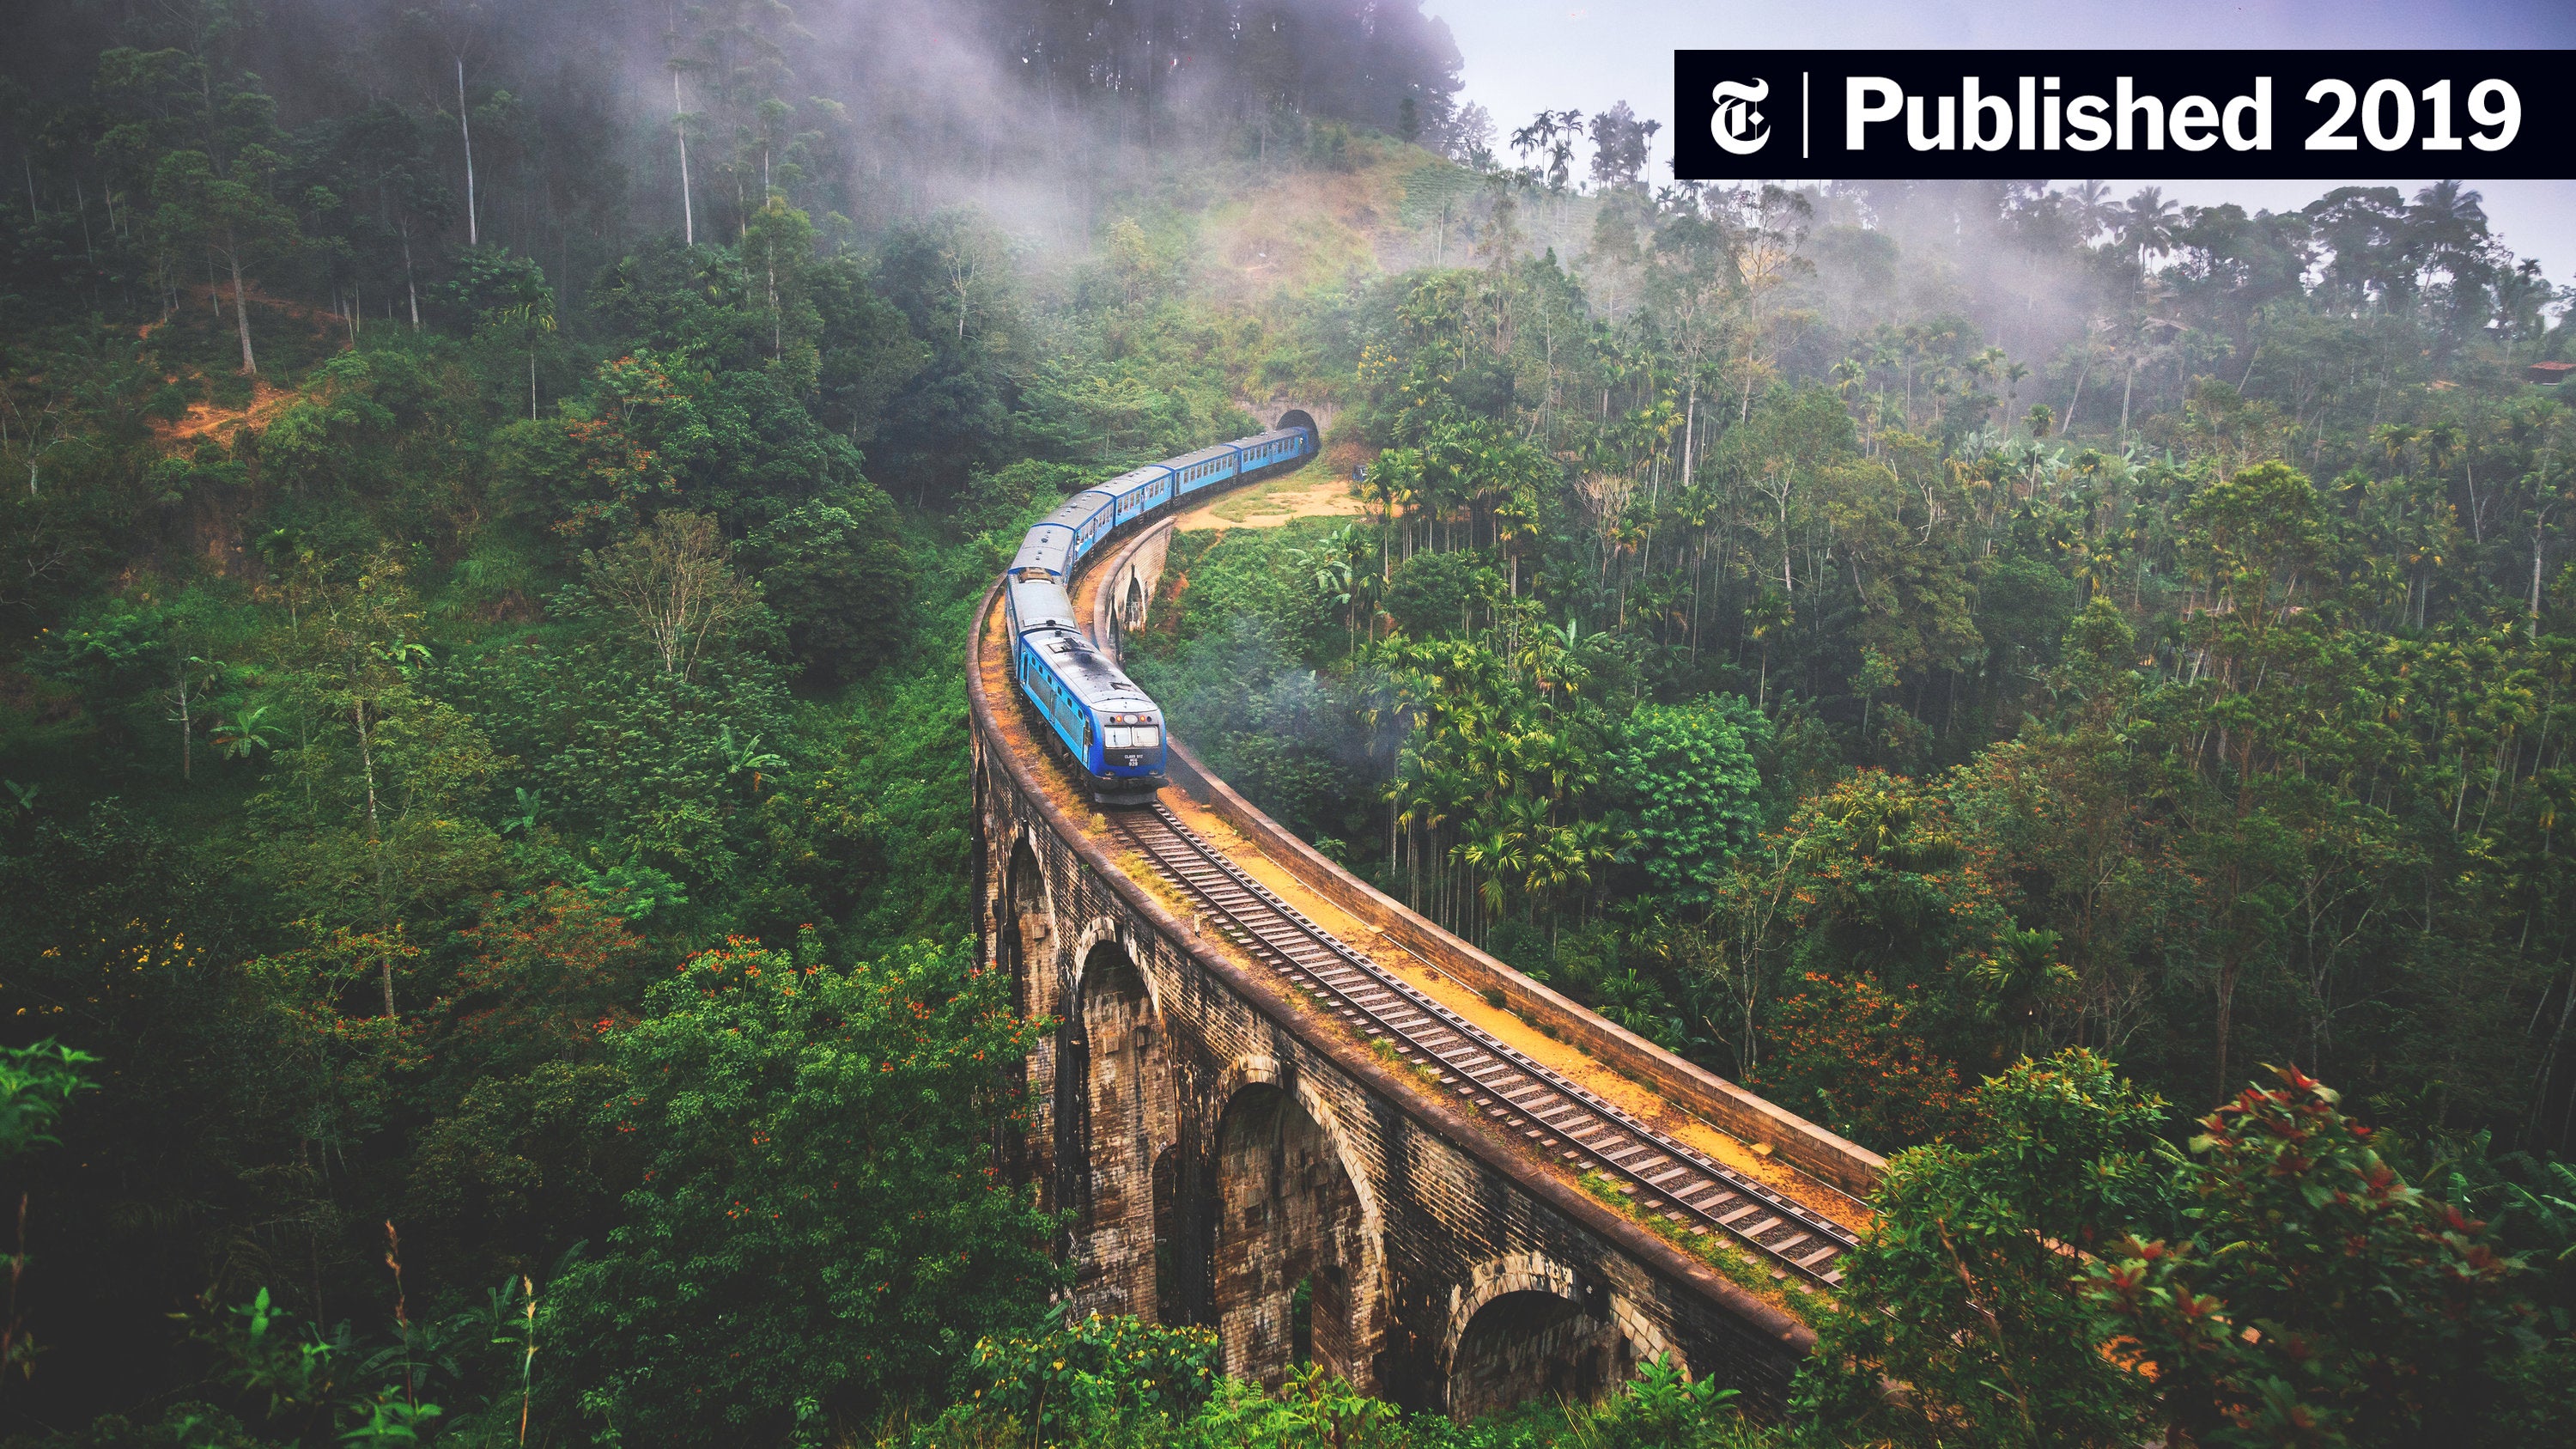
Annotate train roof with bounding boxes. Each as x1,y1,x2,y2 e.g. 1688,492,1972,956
1096,465,1172,496
1039,490,1115,531
1166,441,1242,470
1236,426,1304,448
1026,630,1157,712
1007,575,1079,634
1011,524,1072,576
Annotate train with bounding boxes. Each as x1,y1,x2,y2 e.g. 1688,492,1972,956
1004,411,1319,804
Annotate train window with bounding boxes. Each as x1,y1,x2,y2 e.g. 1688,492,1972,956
1134,726,1161,748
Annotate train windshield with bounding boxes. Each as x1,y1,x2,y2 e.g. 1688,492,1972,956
1104,725,1162,749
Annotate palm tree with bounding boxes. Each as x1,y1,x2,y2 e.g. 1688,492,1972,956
1967,345,2008,426
2071,179,2115,244
1294,525,1369,654
1456,819,1528,941
2405,180,2490,291
2118,186,2179,285
1971,927,2075,1059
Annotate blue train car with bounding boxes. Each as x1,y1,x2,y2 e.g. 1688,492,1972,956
1234,426,1309,474
1098,465,1176,527
1005,572,1080,636
1167,442,1242,497
1014,624,1166,801
1002,411,1317,802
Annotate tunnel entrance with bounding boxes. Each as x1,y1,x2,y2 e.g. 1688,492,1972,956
1212,1081,1364,1385
1276,407,1321,460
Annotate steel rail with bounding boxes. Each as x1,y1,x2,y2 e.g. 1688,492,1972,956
1108,801,1859,1288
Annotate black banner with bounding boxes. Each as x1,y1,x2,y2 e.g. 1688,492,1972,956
1673,52,2567,179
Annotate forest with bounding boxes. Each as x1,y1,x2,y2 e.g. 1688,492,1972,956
3,0,2575,1445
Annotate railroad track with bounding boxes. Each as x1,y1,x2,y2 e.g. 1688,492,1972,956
1107,801,1860,1289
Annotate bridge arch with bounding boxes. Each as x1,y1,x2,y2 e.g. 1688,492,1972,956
999,833,1055,1010
1440,1251,1671,1421
1071,936,1176,1320
1210,1060,1384,1388
1070,918,1157,1014
1206,1057,1392,1246
1443,1247,1680,1412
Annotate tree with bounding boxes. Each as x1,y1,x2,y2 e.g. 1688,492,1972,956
124,64,301,374
742,487,915,685
921,1315,1224,1446
2120,186,2180,286
1586,101,1661,193
1753,971,1967,1148
442,247,555,419
1706,771,2011,1075
261,551,507,1014
1611,697,1767,908
410,0,490,246
541,936,1062,1440
2081,1066,2553,1446
1795,1050,2173,1447
581,511,762,681
1,1040,94,1162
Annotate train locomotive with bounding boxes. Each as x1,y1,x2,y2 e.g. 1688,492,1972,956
1004,411,1318,803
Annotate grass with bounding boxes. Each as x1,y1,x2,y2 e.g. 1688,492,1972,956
1576,1171,1825,1325
1192,461,1356,524
1118,849,1195,919
1368,1033,1446,1088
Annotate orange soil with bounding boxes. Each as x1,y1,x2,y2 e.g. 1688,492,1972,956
156,379,302,441
136,285,353,444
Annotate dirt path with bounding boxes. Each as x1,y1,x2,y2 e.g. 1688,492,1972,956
1170,462,1369,532
158,380,301,441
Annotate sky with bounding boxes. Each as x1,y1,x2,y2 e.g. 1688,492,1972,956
1435,0,2576,275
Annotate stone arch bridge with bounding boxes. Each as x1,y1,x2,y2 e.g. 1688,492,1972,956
969,466,1883,1418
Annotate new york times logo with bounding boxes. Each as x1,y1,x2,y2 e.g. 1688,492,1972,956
1710,78,1771,155
1674,51,2554,180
